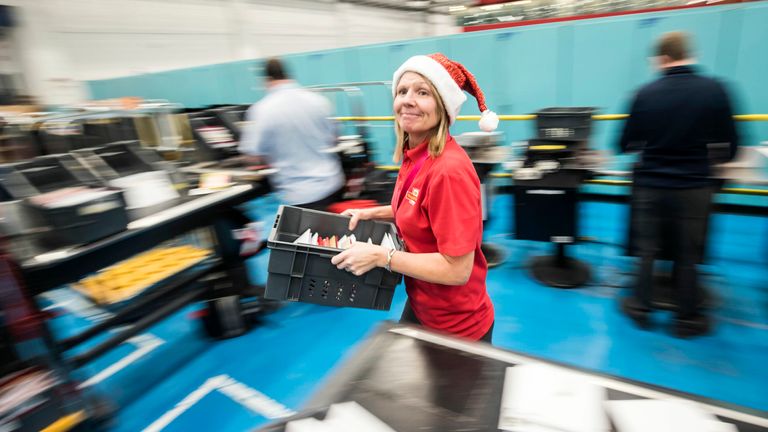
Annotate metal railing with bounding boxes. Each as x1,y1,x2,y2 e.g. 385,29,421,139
333,114,768,122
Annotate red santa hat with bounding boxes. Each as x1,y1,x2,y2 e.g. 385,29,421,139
392,53,499,132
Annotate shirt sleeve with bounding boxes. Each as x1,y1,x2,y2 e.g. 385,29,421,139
238,104,272,156
426,166,482,257
712,81,740,161
317,94,338,151
618,91,644,153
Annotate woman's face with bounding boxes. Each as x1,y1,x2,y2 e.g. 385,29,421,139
394,72,439,143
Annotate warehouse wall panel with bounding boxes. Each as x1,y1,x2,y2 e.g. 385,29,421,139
86,3,767,162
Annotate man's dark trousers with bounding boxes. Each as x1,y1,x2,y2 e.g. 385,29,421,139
631,186,713,318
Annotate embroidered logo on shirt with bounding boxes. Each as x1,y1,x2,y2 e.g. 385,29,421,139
405,187,419,206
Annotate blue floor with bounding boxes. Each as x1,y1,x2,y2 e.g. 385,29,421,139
41,192,768,431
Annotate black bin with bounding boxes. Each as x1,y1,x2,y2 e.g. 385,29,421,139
513,170,585,243
25,188,129,247
265,205,403,310
535,107,596,141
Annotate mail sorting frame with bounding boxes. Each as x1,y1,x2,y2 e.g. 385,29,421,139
0,252,93,431
8,178,270,372
186,108,244,162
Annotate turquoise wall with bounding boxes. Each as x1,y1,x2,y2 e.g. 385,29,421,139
87,2,768,166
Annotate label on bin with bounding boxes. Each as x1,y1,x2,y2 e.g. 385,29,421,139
544,128,574,138
78,200,121,215
526,189,565,195
551,236,574,243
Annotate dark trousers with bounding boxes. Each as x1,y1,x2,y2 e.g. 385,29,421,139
631,186,713,318
294,186,345,211
400,301,494,343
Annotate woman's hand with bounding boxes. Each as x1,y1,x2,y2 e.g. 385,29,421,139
341,208,372,230
331,242,388,276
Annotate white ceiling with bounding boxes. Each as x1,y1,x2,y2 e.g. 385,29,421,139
338,0,479,14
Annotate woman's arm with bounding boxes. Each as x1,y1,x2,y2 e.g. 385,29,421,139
365,205,394,220
331,243,474,286
390,249,474,286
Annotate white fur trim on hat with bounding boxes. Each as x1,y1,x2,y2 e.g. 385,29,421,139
392,55,467,125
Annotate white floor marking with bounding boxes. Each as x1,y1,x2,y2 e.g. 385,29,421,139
142,374,296,432
217,375,296,418
142,375,228,432
77,334,164,388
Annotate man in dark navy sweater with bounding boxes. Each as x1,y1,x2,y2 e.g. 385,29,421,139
618,31,739,338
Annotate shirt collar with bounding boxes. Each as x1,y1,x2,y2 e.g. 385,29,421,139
664,65,696,76
403,134,457,162
268,81,299,93
403,137,430,162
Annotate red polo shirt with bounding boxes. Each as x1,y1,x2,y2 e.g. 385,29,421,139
391,135,494,340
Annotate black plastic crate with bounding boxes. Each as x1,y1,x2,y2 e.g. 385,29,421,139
25,188,129,247
535,107,596,141
0,154,103,200
265,205,403,311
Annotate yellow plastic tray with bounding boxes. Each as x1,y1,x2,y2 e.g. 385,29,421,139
73,245,211,305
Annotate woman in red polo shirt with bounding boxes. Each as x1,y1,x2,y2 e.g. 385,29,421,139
331,53,499,342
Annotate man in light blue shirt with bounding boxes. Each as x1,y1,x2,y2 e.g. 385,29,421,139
239,58,345,208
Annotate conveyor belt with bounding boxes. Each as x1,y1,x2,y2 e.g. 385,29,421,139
261,323,768,432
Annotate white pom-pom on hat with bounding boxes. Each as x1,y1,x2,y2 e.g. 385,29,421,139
393,53,498,131
479,110,499,132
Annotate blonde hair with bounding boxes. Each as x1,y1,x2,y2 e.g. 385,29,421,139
392,73,450,163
